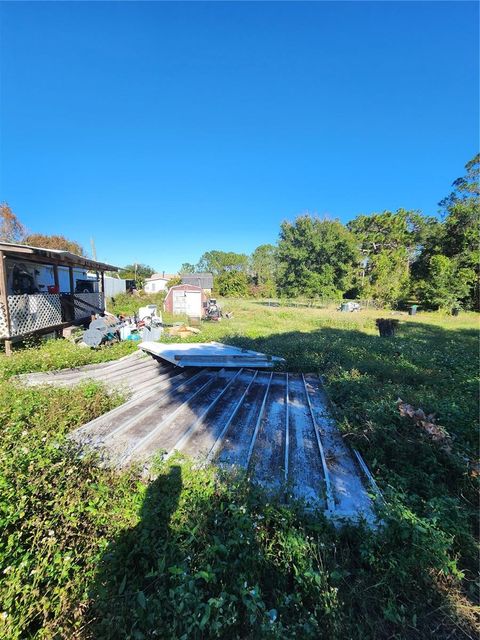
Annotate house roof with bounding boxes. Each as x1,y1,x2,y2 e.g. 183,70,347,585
0,241,119,271
181,272,214,288
145,273,176,282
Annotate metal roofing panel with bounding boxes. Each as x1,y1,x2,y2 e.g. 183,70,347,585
139,340,285,368
19,353,380,523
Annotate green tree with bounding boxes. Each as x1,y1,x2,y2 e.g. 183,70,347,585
418,255,475,310
179,263,196,274
197,250,248,275
438,154,480,308
250,244,277,297
348,209,429,304
276,216,359,298
119,264,155,288
364,249,410,306
166,275,182,287
216,270,249,297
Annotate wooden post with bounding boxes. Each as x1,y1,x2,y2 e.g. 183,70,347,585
53,264,59,291
69,266,75,293
69,266,75,321
100,271,105,312
0,251,12,356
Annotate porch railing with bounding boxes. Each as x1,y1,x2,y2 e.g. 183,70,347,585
0,292,105,338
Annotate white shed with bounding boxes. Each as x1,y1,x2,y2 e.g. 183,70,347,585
164,284,206,319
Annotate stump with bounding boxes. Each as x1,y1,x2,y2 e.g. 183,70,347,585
376,318,399,337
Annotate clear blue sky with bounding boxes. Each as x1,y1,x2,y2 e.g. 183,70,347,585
0,1,478,273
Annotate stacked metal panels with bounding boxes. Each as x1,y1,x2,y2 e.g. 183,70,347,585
139,341,286,369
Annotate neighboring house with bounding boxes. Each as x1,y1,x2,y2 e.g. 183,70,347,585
181,272,214,292
164,284,206,319
144,272,176,293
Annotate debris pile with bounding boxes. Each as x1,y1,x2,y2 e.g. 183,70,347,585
396,398,452,451
81,305,164,348
168,324,201,338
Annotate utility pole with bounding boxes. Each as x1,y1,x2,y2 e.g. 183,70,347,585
90,237,97,261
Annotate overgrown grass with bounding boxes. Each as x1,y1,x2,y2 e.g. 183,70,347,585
0,338,137,380
0,302,478,638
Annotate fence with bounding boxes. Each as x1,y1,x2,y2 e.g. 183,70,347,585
238,297,379,310
0,292,106,339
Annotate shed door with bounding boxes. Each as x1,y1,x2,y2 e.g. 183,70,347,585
185,291,201,316
172,290,201,316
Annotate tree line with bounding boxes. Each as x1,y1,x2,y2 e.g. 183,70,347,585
1,154,477,310
182,154,479,310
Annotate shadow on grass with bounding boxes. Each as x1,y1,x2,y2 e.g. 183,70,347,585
89,464,184,638
87,461,347,639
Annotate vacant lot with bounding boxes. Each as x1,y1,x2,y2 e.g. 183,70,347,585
0,301,478,639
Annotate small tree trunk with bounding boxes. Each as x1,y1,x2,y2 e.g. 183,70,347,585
376,318,399,337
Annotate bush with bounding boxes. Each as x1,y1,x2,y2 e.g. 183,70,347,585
216,271,249,297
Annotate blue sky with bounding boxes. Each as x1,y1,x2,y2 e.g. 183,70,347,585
0,1,478,273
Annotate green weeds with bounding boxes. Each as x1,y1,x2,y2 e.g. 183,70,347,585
0,303,478,638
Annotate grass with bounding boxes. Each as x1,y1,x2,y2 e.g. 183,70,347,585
0,300,478,639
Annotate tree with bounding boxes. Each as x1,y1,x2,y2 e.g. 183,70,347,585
119,264,155,288
250,244,277,296
166,275,182,287
348,209,429,304
363,249,410,306
179,263,196,274
216,270,249,297
24,233,85,256
0,202,26,243
437,154,480,308
417,255,475,310
197,250,249,276
276,216,359,298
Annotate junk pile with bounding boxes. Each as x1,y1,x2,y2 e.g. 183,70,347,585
82,314,122,348
81,305,164,348
205,298,222,321
339,302,361,312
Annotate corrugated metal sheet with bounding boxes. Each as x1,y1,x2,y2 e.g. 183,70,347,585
19,352,380,523
140,341,286,368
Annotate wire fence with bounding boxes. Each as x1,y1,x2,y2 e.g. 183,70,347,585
236,297,380,310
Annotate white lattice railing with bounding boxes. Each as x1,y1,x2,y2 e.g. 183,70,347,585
73,292,104,320
7,294,62,337
0,300,9,338
0,292,106,339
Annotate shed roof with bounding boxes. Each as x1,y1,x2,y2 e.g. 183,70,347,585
0,241,119,271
